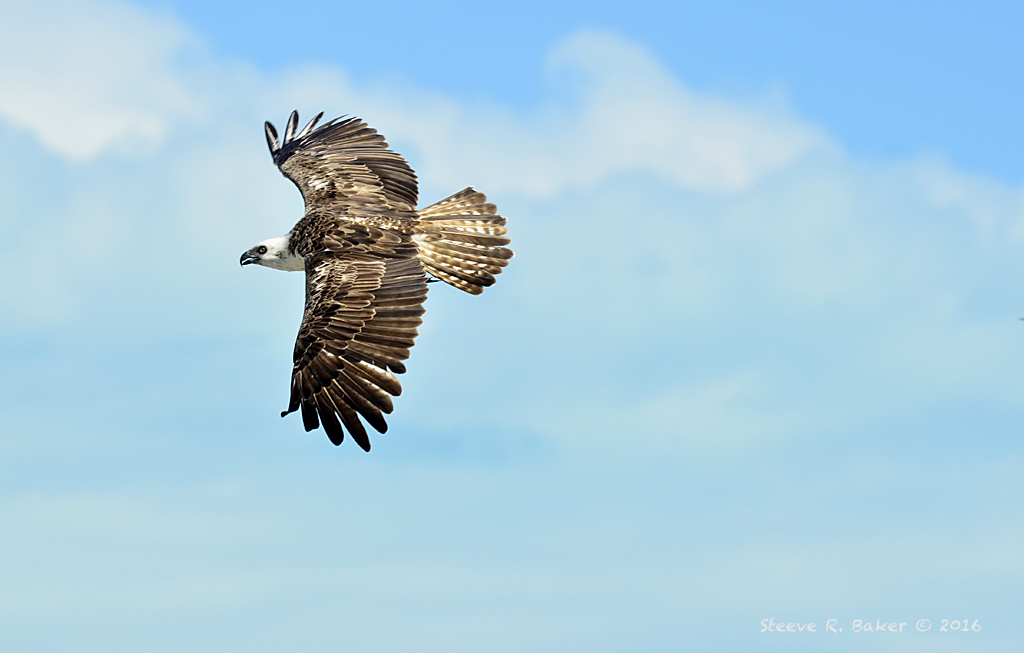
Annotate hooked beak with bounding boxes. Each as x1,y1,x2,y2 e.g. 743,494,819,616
240,251,260,266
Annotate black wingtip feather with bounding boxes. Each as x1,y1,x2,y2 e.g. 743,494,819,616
265,121,280,154
297,111,324,139
316,395,346,446
281,384,300,417
284,110,299,144
333,398,371,451
300,400,320,432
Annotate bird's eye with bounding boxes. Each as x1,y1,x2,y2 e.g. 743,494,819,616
257,246,268,255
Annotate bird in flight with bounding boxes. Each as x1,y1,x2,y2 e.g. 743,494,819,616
241,111,513,450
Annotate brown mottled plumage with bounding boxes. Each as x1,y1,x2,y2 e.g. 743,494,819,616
241,112,512,450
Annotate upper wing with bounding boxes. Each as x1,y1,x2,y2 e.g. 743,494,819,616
282,249,428,451
265,111,418,213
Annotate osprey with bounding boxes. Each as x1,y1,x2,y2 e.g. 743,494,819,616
241,111,512,451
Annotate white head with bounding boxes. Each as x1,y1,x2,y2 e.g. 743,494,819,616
239,235,305,271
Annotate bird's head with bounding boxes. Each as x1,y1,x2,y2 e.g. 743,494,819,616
240,235,304,271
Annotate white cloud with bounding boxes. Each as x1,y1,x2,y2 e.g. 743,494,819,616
542,32,834,192
908,154,1024,239
0,0,207,159
0,5,840,199
1,0,1024,460
270,32,833,198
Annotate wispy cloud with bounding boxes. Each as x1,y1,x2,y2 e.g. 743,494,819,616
269,32,833,198
2,0,1023,459
0,0,208,159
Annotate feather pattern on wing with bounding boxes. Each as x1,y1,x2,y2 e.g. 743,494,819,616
266,111,418,214
281,223,428,450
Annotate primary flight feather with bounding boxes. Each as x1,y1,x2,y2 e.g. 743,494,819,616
241,111,513,451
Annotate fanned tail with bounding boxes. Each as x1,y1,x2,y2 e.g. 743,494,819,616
414,188,513,295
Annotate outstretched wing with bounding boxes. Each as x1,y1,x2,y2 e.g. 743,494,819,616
281,248,428,451
265,111,418,213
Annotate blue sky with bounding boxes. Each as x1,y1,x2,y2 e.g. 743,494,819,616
1,1,1023,651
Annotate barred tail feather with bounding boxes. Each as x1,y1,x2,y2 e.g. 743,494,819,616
415,188,513,295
